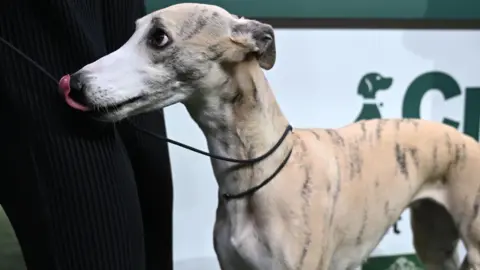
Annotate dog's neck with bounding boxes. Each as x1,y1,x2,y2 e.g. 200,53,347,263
185,60,293,196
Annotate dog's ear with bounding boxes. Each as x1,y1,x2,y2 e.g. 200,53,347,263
228,19,276,70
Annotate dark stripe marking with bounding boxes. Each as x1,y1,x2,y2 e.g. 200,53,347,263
375,119,386,140
356,205,368,245
407,147,420,169
445,133,453,155
395,143,408,178
360,121,367,141
349,142,363,180
329,156,342,226
297,139,312,269
325,129,345,146
310,130,321,141
432,145,439,173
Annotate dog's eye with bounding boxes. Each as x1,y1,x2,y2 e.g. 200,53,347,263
148,28,170,49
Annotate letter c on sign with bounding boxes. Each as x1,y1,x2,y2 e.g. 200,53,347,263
402,71,461,129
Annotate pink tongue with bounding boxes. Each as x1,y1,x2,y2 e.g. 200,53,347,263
58,74,91,112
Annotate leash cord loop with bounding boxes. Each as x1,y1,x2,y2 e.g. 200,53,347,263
130,121,292,164
222,149,292,200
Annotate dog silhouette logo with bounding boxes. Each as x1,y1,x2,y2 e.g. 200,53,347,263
355,72,393,122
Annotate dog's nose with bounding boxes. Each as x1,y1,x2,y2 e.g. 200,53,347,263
69,73,83,91
59,73,91,111
67,72,91,107
69,73,87,100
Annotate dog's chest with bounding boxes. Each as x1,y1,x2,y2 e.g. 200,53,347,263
214,207,288,270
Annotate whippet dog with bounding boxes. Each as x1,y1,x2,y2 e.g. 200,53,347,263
58,3,480,270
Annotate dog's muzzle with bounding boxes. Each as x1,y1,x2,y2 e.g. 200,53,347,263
59,73,146,116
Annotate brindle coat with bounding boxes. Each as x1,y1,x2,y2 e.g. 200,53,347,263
67,3,480,270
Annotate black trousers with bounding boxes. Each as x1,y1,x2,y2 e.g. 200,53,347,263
0,114,174,270
0,0,173,269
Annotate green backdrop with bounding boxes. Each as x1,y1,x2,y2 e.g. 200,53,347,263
147,0,480,20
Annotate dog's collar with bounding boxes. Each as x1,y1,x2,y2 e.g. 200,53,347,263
222,129,293,201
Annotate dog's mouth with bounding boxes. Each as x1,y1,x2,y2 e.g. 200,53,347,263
94,96,145,113
59,74,146,116
66,90,145,116
78,95,148,121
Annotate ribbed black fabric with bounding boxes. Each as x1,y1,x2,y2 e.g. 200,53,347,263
0,1,173,270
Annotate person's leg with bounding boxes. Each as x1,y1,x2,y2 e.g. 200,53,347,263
0,116,146,270
98,0,174,266
117,112,174,270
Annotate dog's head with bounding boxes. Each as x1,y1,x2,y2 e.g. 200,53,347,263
357,72,393,99
59,3,276,121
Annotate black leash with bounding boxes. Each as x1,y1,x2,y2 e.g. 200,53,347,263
0,35,293,200
131,121,292,164
222,149,292,200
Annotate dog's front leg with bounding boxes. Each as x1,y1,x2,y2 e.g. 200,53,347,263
213,228,253,270
213,202,252,270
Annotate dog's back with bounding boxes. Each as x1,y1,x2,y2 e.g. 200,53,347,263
291,118,480,269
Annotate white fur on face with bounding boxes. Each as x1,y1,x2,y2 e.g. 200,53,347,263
81,46,148,106
81,18,151,106
77,14,191,120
